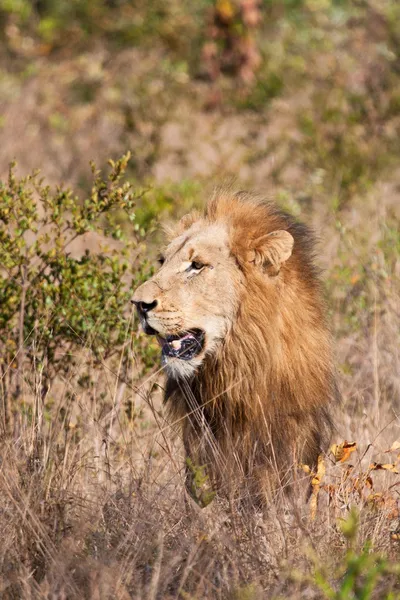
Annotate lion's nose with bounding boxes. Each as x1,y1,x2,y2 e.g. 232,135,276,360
131,299,158,314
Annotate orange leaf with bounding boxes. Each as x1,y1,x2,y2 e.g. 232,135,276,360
312,454,326,486
310,455,325,521
369,462,399,474
301,464,311,475
331,441,357,463
354,475,373,492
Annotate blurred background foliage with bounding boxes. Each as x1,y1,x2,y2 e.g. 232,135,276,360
1,0,400,204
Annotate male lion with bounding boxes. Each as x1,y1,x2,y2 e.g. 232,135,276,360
132,189,337,504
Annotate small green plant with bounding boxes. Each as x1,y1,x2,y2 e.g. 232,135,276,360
0,153,153,432
306,509,400,600
185,457,216,507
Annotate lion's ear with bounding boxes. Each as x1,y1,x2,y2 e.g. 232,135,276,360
248,230,294,274
162,211,200,241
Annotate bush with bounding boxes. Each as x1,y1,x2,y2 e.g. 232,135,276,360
0,153,153,433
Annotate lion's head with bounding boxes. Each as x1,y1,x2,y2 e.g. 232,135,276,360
132,190,296,380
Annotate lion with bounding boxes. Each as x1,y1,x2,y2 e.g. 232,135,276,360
132,189,338,504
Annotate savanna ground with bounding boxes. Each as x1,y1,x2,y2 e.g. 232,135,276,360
0,1,400,598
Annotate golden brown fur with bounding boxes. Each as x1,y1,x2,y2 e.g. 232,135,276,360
134,189,338,503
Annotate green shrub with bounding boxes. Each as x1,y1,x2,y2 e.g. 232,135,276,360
0,153,153,431
284,509,400,600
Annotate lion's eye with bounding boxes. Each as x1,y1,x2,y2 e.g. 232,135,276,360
190,261,205,271
184,260,209,274
158,255,165,266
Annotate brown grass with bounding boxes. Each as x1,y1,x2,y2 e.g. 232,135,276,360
0,205,399,598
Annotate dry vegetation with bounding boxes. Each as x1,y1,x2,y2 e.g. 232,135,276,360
0,1,400,598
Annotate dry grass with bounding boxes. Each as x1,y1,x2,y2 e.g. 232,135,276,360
0,207,399,598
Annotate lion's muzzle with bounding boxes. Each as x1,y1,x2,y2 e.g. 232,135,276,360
132,283,206,362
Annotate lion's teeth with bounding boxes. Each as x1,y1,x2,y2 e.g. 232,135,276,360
171,340,182,350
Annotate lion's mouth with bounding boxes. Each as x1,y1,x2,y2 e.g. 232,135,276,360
156,329,205,361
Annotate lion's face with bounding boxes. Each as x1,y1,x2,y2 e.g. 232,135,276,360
132,220,242,378
132,198,295,379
